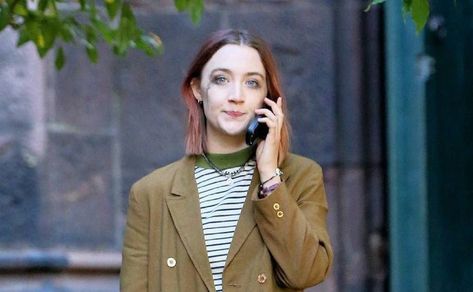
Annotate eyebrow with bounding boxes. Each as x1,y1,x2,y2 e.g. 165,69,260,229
210,68,265,79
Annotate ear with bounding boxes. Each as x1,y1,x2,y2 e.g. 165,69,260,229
190,78,202,102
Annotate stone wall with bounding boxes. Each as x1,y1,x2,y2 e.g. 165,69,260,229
0,1,386,291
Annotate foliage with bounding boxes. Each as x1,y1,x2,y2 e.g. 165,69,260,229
0,0,204,69
366,0,431,32
0,0,441,70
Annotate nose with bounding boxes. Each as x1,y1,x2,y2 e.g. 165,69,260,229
228,83,244,103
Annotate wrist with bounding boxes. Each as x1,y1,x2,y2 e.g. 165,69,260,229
259,167,283,188
258,166,280,182
261,175,281,188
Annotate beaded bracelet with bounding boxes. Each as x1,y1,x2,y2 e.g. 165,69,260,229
258,182,281,199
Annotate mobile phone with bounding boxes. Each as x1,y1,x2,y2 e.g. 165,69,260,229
245,114,269,146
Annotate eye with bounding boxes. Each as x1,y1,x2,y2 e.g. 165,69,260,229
212,75,229,85
246,79,260,88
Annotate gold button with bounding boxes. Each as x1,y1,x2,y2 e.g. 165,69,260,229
167,257,176,268
257,273,267,284
277,211,284,218
273,203,280,210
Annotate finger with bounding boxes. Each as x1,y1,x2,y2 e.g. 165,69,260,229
264,97,284,116
256,113,279,129
263,99,284,125
256,108,283,130
255,108,277,120
276,97,284,129
257,116,278,128
277,96,282,108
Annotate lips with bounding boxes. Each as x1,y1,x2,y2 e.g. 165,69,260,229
225,111,244,118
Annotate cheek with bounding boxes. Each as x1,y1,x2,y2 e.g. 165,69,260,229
205,85,231,105
206,84,227,95
202,88,224,117
246,89,266,106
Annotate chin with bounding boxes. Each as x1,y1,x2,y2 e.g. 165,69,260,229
219,120,248,135
218,124,246,137
223,128,246,137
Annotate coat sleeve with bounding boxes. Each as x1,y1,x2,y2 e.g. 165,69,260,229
120,185,149,291
253,160,333,289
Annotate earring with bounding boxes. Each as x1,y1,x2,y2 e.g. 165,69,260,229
198,100,203,105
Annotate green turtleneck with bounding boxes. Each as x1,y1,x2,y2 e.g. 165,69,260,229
196,146,256,170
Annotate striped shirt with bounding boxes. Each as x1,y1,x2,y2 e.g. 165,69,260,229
195,160,255,292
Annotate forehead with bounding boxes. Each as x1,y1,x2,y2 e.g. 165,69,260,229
202,44,266,76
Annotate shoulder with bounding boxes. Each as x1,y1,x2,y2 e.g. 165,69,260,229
130,156,194,195
282,152,322,171
281,153,323,179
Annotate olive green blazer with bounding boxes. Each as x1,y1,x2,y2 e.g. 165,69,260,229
120,153,333,291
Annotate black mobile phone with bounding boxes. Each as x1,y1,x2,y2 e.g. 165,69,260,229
245,114,269,146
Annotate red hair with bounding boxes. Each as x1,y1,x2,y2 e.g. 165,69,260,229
181,29,291,163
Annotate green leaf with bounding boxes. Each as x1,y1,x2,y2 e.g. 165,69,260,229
35,18,59,57
174,0,189,11
189,0,203,24
59,21,75,42
55,46,65,70
113,1,142,56
45,0,58,16
136,34,162,56
92,19,115,43
86,45,98,63
88,0,97,19
23,19,49,56
105,0,121,20
114,35,129,55
85,24,97,43
402,0,413,16
121,2,136,24
112,45,120,55
411,0,430,32
17,27,31,46
0,4,10,31
12,1,28,16
364,0,385,12
78,0,86,11
38,0,49,12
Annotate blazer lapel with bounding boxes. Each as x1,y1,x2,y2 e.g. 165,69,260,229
165,156,214,292
224,170,260,270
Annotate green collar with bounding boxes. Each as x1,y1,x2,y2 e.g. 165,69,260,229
196,146,255,169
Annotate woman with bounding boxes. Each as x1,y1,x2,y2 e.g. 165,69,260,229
120,29,333,292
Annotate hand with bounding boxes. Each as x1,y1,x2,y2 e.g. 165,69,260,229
255,97,284,183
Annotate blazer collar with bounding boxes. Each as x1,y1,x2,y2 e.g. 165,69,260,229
170,155,197,197
166,156,214,291
224,170,259,269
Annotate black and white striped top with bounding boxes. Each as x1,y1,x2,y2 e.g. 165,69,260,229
195,160,256,292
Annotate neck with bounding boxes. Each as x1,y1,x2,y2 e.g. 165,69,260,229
205,132,247,154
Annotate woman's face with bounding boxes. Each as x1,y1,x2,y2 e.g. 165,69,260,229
192,44,268,144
